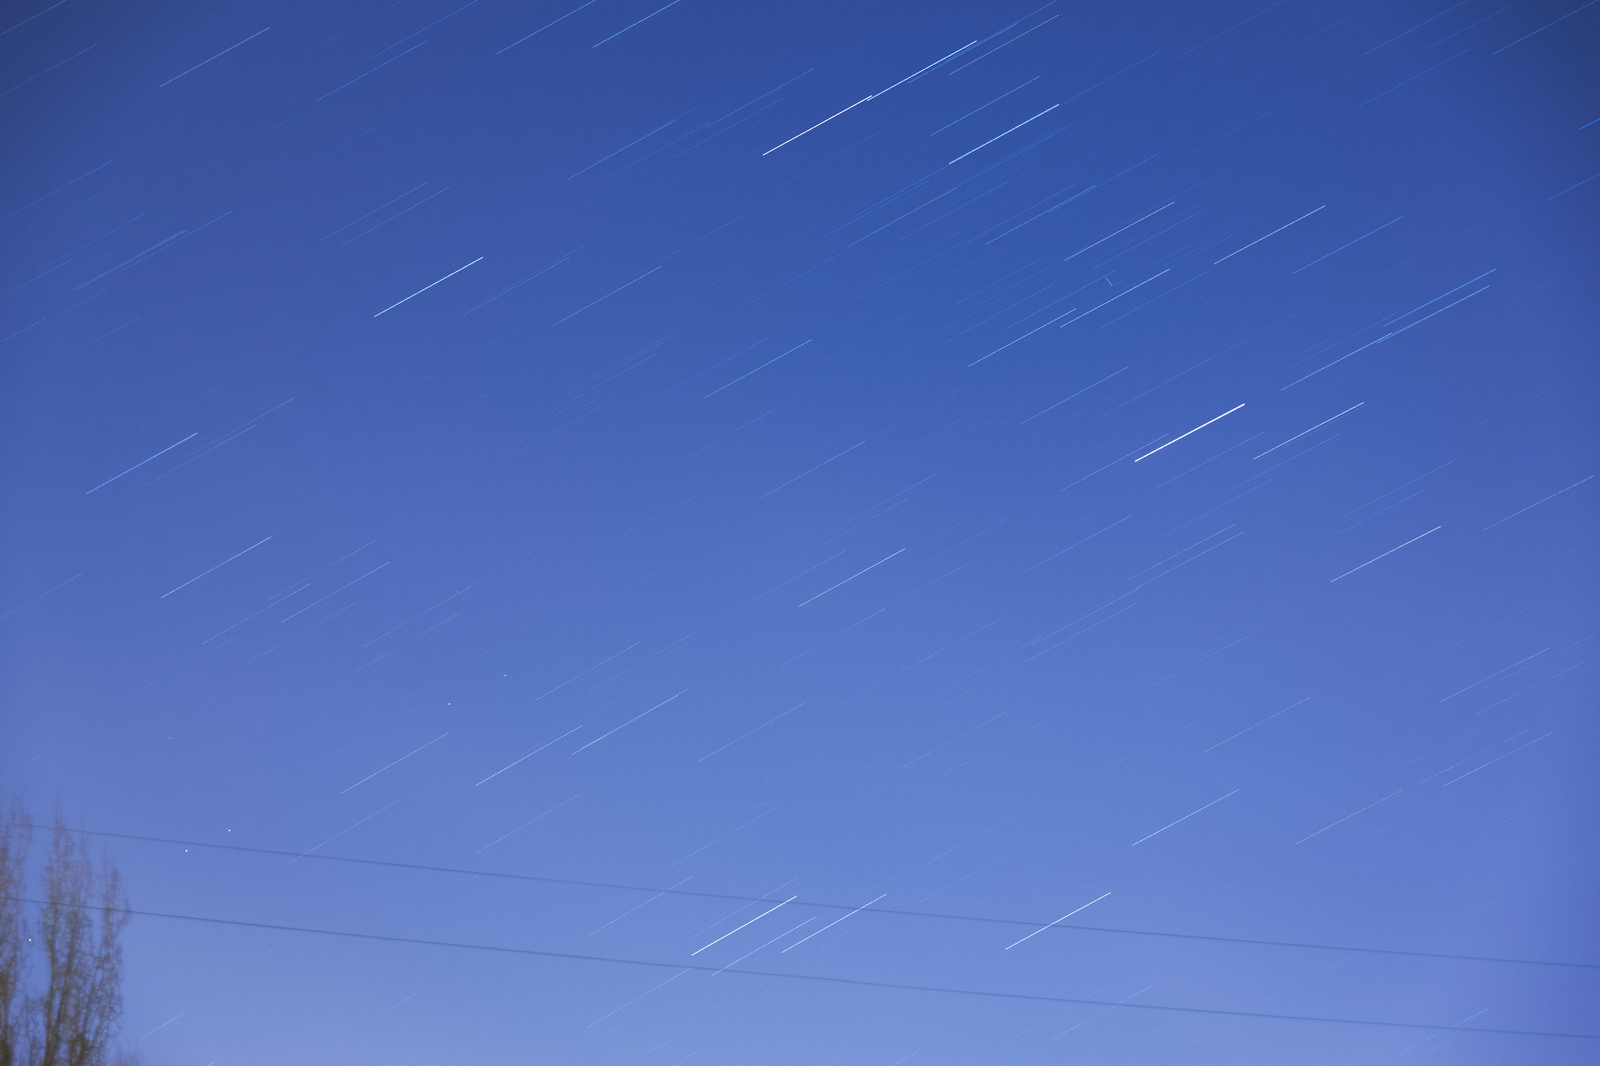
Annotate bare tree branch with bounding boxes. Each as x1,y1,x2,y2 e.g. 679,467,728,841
0,808,132,1066
0,805,29,1066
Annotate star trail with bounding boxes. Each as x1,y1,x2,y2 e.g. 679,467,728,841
2,0,1596,1062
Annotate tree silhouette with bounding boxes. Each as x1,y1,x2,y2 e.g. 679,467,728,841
0,806,136,1066
1,808,26,1066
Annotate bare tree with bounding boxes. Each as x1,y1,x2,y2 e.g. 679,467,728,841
30,821,129,1066
0,807,134,1066
0,808,28,1066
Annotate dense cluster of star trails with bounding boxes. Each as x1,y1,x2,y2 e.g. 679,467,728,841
2,0,1596,1061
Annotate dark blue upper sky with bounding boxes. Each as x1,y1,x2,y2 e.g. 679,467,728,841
2,0,1597,1061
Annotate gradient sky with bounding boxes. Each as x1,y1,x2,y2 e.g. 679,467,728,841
3,0,1598,1062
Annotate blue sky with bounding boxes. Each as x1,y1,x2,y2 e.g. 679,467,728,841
2,0,1597,1061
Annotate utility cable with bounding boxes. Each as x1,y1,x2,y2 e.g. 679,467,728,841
3,895,1592,1041
10,822,1594,971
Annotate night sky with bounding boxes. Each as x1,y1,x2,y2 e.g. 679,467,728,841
3,0,1598,1061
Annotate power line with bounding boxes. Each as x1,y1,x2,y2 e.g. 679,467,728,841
13,822,1595,971
3,895,1592,1041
